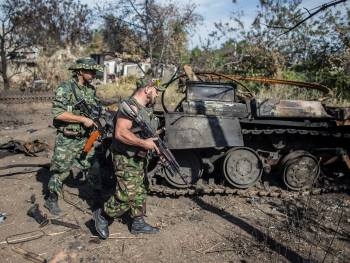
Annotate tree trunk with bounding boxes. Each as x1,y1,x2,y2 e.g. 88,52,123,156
1,57,9,91
0,38,9,90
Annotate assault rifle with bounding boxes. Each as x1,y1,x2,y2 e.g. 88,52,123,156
74,99,114,154
121,101,188,185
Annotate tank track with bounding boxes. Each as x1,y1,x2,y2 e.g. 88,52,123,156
242,128,350,139
0,92,54,104
148,128,350,198
148,180,349,199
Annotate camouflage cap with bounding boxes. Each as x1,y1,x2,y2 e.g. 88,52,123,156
136,77,166,91
68,57,104,72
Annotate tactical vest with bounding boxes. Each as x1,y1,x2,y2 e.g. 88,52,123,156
53,79,97,135
112,97,159,157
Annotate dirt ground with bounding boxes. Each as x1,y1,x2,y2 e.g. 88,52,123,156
0,101,349,263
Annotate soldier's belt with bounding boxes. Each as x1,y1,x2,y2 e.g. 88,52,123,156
114,150,147,160
62,128,89,138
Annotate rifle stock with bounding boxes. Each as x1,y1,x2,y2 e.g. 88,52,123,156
83,130,101,153
74,99,105,154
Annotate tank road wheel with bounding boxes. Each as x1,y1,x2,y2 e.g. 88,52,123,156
164,150,202,188
281,151,320,191
223,147,262,189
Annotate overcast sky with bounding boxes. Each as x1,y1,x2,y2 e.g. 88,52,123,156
82,0,346,49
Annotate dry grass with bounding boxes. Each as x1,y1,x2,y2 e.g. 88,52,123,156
96,81,134,101
97,79,350,109
96,77,185,108
36,50,78,90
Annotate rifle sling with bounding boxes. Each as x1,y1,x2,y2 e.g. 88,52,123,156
70,80,81,103
70,80,92,114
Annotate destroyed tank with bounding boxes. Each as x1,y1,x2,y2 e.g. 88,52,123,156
146,72,350,195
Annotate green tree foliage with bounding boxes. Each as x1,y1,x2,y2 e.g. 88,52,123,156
198,0,350,99
18,0,93,51
98,0,202,65
0,0,93,90
0,0,33,90
86,30,105,53
100,14,141,55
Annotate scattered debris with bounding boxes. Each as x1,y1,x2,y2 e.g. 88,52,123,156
90,235,146,240
0,163,50,171
26,202,80,229
0,163,50,177
196,242,222,254
5,230,45,244
27,204,49,227
30,194,36,204
1,229,73,245
1,96,349,262
12,246,47,263
50,219,80,230
0,139,49,157
0,212,7,224
26,128,38,133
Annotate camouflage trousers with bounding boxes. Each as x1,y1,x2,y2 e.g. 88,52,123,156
104,154,147,218
48,132,101,196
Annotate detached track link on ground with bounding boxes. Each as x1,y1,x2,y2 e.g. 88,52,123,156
0,92,55,103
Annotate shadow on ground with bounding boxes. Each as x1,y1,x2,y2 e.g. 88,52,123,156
192,196,308,262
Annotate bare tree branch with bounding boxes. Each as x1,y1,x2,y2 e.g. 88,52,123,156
278,0,348,36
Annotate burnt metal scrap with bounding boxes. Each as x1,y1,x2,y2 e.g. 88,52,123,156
0,139,50,157
144,67,350,196
195,72,333,97
27,204,49,227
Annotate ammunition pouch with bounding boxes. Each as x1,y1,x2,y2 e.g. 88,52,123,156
62,127,81,138
54,117,86,138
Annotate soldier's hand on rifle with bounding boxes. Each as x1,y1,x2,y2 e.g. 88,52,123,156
81,116,97,128
143,137,160,154
156,127,166,135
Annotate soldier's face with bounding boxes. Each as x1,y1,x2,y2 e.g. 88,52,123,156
81,70,96,83
146,86,159,106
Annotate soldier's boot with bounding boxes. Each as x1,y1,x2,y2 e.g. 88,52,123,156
130,216,159,235
44,192,62,216
93,208,109,239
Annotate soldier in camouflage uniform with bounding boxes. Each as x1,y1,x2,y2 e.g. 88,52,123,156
44,58,104,215
93,77,165,239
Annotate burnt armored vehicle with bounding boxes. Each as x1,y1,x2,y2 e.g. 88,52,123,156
146,72,350,195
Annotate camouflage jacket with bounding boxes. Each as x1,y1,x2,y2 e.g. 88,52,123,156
52,78,99,134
